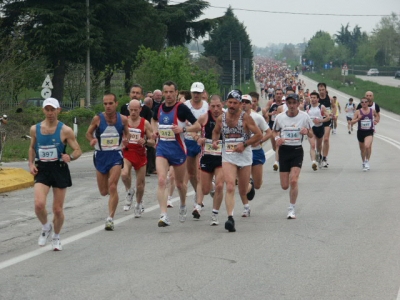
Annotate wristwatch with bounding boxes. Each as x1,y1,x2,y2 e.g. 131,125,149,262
243,142,248,148
183,127,187,133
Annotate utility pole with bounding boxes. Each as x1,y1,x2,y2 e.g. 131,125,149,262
85,0,91,107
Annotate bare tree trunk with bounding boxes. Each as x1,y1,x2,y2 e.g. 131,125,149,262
52,56,66,102
124,62,132,94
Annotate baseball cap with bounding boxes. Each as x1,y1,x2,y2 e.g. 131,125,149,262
285,93,299,101
42,97,60,108
190,82,205,93
241,94,252,102
226,89,242,102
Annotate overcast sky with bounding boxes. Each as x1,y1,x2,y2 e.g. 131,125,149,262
195,0,399,46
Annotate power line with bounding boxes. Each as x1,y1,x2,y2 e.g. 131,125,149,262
169,1,392,17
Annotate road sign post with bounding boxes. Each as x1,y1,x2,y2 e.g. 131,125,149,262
41,75,53,99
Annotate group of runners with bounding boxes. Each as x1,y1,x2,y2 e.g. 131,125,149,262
28,70,381,250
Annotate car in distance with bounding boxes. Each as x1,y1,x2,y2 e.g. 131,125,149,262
395,70,400,79
366,68,379,76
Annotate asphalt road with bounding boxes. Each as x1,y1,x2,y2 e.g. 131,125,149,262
1,78,400,299
356,75,400,88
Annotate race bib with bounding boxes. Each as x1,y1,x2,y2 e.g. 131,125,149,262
129,128,141,144
204,139,222,156
38,145,58,162
100,132,120,150
225,138,244,154
159,125,175,141
282,127,301,145
360,119,372,130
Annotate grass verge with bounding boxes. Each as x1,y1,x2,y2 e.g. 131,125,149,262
303,69,400,114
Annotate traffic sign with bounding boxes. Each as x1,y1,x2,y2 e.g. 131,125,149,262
41,88,52,99
341,69,348,76
41,75,53,89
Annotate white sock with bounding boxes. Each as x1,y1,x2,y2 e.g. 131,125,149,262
106,217,113,221
53,233,60,239
42,222,51,231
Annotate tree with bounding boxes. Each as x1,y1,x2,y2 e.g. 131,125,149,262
151,0,222,46
134,46,219,94
0,32,46,103
203,7,253,77
335,24,368,58
371,12,400,66
303,31,335,69
0,0,166,101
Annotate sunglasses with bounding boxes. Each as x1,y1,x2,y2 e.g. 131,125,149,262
361,101,368,103
242,100,251,104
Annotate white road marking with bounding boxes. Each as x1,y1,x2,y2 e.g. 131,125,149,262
0,191,194,270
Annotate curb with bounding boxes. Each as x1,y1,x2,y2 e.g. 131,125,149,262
0,168,34,193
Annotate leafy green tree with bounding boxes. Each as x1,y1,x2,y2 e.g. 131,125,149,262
303,31,335,69
151,0,221,46
203,7,253,75
0,0,166,102
371,12,400,66
0,32,46,103
335,24,368,58
134,46,219,94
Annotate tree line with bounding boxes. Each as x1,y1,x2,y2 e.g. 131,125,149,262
0,1,253,105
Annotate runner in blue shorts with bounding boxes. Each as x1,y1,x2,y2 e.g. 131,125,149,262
86,93,130,231
152,81,201,227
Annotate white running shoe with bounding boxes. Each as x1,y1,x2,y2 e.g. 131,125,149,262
179,206,187,223
273,161,279,171
210,213,219,226
287,206,296,219
167,197,174,208
123,188,135,211
158,214,170,227
312,161,317,171
105,219,114,231
38,225,52,246
52,238,62,251
134,202,142,218
365,161,370,170
241,207,251,217
192,206,201,220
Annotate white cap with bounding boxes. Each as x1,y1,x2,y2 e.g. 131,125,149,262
242,94,252,102
42,97,60,108
190,82,205,93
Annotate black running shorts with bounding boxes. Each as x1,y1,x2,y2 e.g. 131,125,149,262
279,145,304,172
34,161,72,188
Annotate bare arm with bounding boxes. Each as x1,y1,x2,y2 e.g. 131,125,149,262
61,125,82,163
28,125,38,175
350,110,361,125
211,115,222,149
144,120,155,148
86,115,100,147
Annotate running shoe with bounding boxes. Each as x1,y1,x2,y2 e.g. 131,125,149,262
134,202,142,218
348,131,351,134
322,159,328,168
167,198,174,208
192,207,201,220
364,161,370,171
362,163,367,172
332,129,336,134
52,238,62,251
105,219,114,231
247,178,255,201
179,206,187,223
38,225,52,246
287,207,296,219
241,207,251,217
312,161,318,171
140,201,145,213
273,161,279,171
210,180,216,198
123,188,135,211
158,215,170,227
210,213,219,226
225,217,236,232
